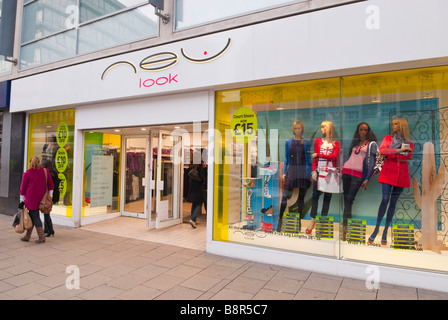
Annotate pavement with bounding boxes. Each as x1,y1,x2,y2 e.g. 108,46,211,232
1,212,448,303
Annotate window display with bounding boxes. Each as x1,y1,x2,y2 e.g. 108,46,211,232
341,123,378,241
278,121,311,233
27,109,75,217
83,132,121,217
214,65,448,273
368,118,414,246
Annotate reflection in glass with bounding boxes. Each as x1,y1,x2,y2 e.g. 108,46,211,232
175,0,303,29
22,0,77,43
20,30,76,69
80,0,146,23
78,5,157,55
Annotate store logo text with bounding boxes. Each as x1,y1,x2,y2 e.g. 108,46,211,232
101,38,232,90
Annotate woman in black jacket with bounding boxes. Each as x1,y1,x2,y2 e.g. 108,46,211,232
41,159,60,237
187,161,206,228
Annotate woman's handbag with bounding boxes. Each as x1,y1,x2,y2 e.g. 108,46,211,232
317,166,341,193
13,208,33,233
39,169,53,214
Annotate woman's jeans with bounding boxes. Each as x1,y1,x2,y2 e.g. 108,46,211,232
342,174,363,226
190,201,203,223
28,209,43,228
370,183,404,242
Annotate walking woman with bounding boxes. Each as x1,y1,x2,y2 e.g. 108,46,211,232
187,155,206,228
19,156,54,243
278,120,311,232
368,118,413,245
341,122,378,240
42,159,60,237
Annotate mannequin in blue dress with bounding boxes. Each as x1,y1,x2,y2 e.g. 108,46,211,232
277,121,312,232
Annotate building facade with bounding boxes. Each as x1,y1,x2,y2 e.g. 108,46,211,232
2,0,448,292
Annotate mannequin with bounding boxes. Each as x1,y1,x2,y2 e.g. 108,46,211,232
368,118,413,245
307,120,340,234
341,122,378,240
277,121,311,232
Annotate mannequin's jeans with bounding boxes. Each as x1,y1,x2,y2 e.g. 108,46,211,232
310,182,332,218
342,174,363,226
370,183,404,241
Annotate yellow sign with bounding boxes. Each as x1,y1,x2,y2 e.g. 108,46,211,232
55,147,68,173
57,122,69,148
230,107,257,144
58,173,67,200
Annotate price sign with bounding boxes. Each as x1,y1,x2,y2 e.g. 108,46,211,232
55,147,68,173
230,107,257,144
58,173,67,199
57,122,69,147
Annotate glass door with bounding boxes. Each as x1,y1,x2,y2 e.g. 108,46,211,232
151,130,184,229
123,136,149,219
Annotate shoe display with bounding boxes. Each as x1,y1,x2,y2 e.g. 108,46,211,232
261,205,274,215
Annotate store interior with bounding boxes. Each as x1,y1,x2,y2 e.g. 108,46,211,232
82,122,209,230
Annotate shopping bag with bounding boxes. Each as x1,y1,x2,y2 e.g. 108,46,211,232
23,208,33,230
13,209,24,234
13,208,32,233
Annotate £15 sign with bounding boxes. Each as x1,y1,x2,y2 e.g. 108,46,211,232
101,38,232,89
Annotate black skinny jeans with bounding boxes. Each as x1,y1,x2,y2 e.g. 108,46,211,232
342,173,363,226
28,209,43,228
310,181,332,218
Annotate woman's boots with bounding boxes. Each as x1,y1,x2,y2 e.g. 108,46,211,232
20,228,33,242
20,227,46,243
35,227,46,243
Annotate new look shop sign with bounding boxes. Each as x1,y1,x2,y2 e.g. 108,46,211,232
101,38,232,90
97,36,239,94
10,29,254,111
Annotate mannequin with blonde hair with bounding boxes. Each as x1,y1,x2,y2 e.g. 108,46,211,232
278,120,311,232
368,118,414,245
307,121,340,234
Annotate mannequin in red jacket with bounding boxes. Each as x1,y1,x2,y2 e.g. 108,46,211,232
368,118,413,245
307,120,340,234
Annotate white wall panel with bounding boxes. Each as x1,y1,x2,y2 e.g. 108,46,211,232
10,0,448,112
75,91,209,130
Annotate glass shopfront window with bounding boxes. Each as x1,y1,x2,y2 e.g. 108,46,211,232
175,0,305,30
83,132,121,217
214,65,448,273
27,109,75,217
20,1,158,69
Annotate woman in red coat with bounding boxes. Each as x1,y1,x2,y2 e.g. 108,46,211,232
19,156,54,243
368,118,413,245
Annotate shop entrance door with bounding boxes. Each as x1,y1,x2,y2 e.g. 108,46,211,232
147,130,184,229
123,136,149,219
122,131,184,229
